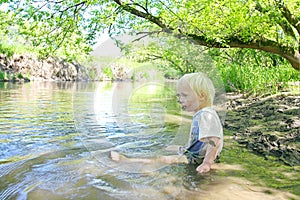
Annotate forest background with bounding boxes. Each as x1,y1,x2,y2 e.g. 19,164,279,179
0,0,299,94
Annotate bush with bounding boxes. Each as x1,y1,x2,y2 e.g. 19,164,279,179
219,63,299,94
102,66,113,80
0,71,5,81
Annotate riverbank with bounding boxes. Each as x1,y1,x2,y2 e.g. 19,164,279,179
225,92,300,167
0,53,159,82
0,54,88,82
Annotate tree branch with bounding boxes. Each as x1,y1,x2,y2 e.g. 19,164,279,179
58,1,87,14
127,2,148,13
113,0,168,29
146,53,184,72
53,23,73,52
131,30,164,42
186,32,300,70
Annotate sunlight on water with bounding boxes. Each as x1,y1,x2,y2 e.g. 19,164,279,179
94,83,114,124
75,81,184,173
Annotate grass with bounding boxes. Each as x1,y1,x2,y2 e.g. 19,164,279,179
218,63,299,95
0,71,31,82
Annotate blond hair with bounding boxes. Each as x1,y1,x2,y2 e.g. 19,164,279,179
178,72,215,105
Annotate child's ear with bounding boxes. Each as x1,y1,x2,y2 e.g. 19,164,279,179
199,92,207,101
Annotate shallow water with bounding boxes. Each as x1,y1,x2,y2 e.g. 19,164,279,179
0,81,298,200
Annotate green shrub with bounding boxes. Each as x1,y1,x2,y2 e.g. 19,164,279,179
17,73,23,79
0,43,14,57
219,63,299,94
102,66,113,80
0,71,4,81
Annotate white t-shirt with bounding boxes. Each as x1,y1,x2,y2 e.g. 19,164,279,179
188,107,223,158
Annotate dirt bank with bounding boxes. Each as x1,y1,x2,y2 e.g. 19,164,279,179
225,92,300,166
0,54,88,81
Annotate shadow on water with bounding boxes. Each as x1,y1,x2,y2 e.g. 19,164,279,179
0,81,299,199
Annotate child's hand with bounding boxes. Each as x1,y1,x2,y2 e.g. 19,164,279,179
196,162,211,173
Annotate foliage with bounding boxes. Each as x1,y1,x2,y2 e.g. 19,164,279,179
0,71,31,82
0,71,5,81
124,34,299,94
208,48,287,69
86,66,98,81
102,66,113,79
126,35,208,75
0,43,14,57
2,0,300,70
219,62,299,94
209,48,300,94
0,7,91,61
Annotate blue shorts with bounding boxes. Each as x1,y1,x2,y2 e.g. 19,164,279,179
178,141,205,164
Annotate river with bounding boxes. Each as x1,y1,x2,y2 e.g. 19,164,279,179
0,81,298,200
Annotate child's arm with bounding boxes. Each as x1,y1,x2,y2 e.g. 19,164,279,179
196,137,220,173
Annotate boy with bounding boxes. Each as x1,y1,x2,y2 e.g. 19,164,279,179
111,72,223,173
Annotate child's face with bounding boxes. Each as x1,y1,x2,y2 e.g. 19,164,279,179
177,81,204,112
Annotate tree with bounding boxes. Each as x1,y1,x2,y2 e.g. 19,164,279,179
0,1,92,60
112,0,300,70
123,34,218,76
2,0,300,70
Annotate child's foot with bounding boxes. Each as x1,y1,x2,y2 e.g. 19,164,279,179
110,151,126,161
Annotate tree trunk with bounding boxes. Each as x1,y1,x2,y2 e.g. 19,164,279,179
283,53,300,71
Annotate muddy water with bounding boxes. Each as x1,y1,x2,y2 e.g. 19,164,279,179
0,81,298,200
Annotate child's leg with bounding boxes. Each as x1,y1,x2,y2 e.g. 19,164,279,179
159,154,189,164
110,151,188,164
110,151,154,163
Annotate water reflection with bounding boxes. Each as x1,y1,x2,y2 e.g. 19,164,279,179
74,81,184,173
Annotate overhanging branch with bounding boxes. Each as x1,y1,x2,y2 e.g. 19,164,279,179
113,0,168,29
111,0,300,70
